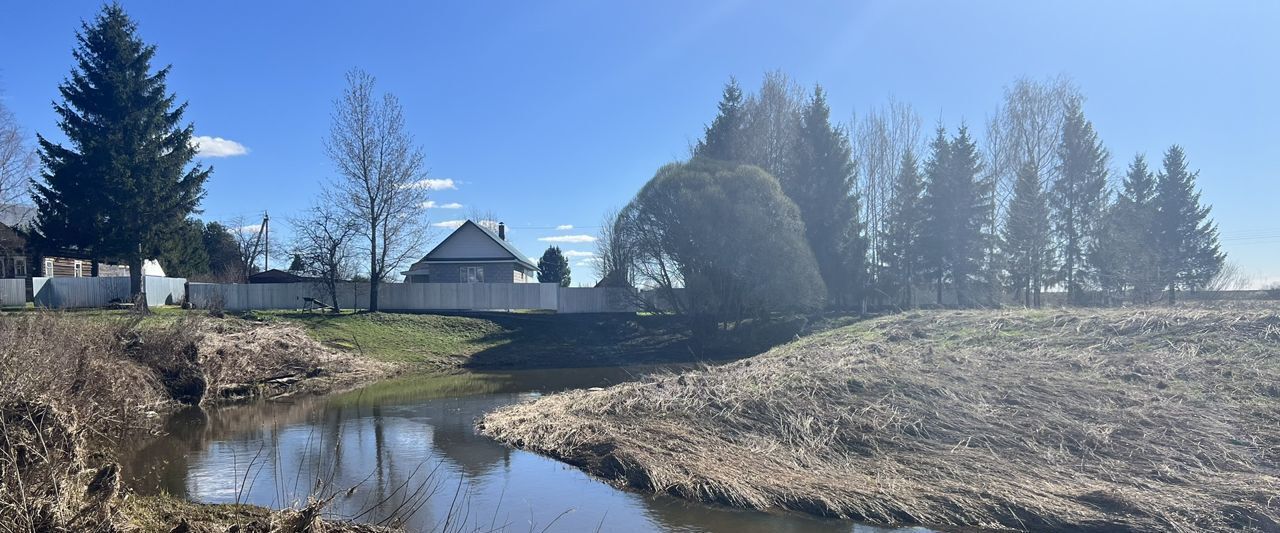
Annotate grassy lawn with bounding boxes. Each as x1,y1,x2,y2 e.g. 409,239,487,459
244,310,510,364
244,310,709,368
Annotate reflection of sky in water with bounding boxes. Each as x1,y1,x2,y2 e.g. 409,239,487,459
125,368,929,533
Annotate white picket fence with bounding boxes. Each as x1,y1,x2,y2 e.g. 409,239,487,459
31,276,188,309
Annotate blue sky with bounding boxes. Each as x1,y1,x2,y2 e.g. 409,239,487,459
1,1,1277,285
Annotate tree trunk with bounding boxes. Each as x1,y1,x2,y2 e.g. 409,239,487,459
368,239,379,312
128,256,149,313
327,279,341,313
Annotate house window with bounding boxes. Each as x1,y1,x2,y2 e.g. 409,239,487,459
44,258,54,277
460,266,484,283
73,260,84,278
12,257,25,278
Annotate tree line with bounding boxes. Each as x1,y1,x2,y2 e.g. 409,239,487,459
602,72,1225,320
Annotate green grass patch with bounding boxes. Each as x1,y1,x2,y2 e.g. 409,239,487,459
244,310,509,363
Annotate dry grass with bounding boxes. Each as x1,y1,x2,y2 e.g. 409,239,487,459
479,305,1280,532
0,312,398,532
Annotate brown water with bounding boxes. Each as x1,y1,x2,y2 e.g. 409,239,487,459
124,367,930,533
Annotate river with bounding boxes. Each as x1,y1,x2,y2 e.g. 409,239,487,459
124,366,930,533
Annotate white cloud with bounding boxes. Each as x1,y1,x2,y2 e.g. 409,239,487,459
193,136,248,157
538,235,596,244
573,261,593,268
555,224,574,230
410,178,457,190
431,219,466,229
420,200,464,209
563,250,595,258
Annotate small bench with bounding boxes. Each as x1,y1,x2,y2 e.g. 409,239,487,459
302,297,335,313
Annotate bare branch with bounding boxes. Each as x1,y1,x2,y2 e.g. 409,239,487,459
0,96,36,206
325,68,430,310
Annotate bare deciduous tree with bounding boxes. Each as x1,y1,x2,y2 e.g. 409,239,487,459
743,70,803,181
985,75,1080,218
853,99,921,289
290,196,359,312
0,96,35,206
227,214,267,282
1203,261,1253,292
594,207,633,288
464,207,501,233
326,69,430,311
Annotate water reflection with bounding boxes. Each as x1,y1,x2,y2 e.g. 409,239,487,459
124,367,926,533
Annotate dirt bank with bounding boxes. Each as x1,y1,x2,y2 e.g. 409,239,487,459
0,312,399,531
479,306,1280,532
256,310,822,370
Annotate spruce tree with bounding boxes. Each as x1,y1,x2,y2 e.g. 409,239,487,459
202,222,243,280
920,126,953,305
1091,154,1160,303
1050,97,1108,304
789,86,864,306
947,124,992,306
32,4,209,300
878,148,924,307
1153,145,1224,303
921,124,990,307
154,218,210,278
537,246,572,287
694,78,747,162
1001,161,1052,307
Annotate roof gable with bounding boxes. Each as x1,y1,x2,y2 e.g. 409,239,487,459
418,220,536,269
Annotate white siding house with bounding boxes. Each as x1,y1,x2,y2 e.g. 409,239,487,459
401,220,538,283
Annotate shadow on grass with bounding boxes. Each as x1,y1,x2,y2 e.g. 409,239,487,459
458,312,816,370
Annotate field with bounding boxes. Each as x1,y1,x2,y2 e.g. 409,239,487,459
480,305,1280,532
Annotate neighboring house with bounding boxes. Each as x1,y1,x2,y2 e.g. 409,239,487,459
248,268,318,284
402,220,538,283
0,204,162,279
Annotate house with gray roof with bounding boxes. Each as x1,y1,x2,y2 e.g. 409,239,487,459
401,220,538,283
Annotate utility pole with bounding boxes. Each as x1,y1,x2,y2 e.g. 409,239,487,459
263,211,270,272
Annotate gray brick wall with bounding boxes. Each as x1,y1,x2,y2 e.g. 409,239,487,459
419,262,516,283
